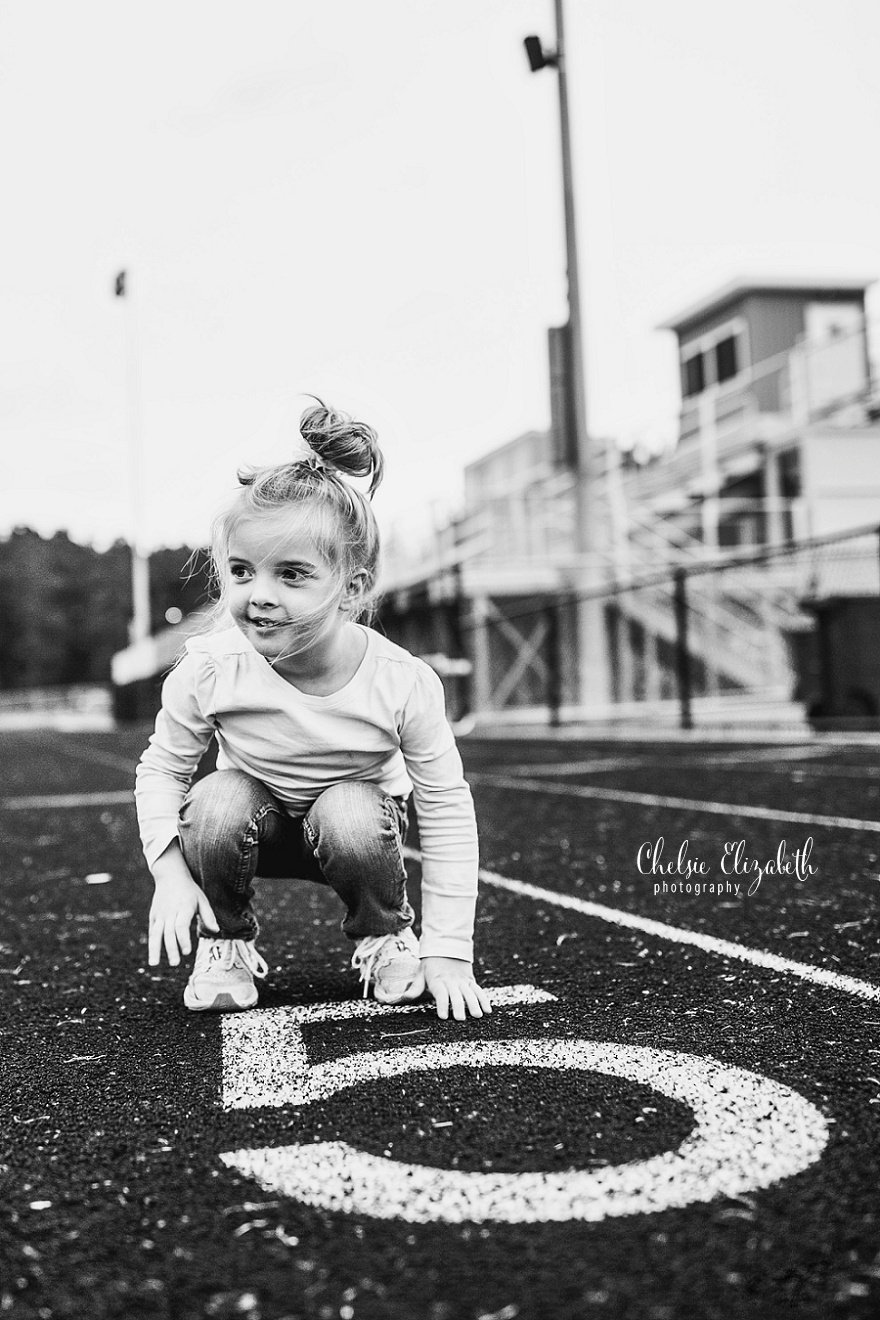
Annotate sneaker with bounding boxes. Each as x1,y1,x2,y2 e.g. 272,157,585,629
351,928,424,1004
183,937,268,1012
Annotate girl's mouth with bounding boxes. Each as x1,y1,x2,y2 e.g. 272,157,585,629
250,617,289,631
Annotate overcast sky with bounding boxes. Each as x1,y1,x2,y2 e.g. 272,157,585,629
3,0,879,552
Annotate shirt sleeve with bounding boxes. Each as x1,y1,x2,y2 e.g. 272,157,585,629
399,663,479,962
134,650,217,869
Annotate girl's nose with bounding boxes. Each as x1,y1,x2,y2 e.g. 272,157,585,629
248,572,278,607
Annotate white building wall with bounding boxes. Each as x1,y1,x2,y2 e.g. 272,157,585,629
801,429,880,536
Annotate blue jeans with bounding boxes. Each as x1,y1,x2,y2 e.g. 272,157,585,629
178,770,415,943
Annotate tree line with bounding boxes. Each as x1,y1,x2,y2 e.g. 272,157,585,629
0,528,213,690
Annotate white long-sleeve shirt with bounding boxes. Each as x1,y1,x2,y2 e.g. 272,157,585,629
134,624,479,961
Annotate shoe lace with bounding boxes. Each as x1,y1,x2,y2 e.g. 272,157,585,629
206,939,268,979
350,934,410,999
348,929,419,997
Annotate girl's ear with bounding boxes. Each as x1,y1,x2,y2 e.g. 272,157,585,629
342,570,369,612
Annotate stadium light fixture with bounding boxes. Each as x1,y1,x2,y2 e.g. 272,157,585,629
523,35,558,72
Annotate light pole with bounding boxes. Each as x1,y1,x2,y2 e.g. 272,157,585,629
115,268,151,645
525,0,611,710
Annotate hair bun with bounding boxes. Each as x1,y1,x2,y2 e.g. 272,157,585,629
299,397,384,496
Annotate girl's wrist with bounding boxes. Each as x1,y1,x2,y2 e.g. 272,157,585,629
151,842,193,886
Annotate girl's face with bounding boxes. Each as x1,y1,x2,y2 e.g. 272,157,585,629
225,513,344,663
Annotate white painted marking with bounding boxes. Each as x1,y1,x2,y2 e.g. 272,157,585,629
686,745,843,764
221,985,556,1110
288,982,554,1025
219,1039,828,1223
505,756,649,777
515,745,849,777
468,771,880,833
222,1008,311,1109
750,764,880,782
400,848,880,1001
0,791,134,811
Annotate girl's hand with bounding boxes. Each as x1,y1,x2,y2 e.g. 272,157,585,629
422,957,492,1021
148,874,218,968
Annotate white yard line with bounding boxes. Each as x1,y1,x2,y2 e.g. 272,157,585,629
468,771,880,833
0,790,134,810
675,745,845,765
511,745,855,778
403,847,880,1002
502,757,650,776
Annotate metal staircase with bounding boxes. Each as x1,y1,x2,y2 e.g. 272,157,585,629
603,504,806,693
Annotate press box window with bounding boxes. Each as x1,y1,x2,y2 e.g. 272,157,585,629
715,334,739,383
683,352,705,397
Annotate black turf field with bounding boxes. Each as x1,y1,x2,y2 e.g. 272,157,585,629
3,726,880,1319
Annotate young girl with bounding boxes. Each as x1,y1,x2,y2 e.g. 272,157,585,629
135,399,491,1022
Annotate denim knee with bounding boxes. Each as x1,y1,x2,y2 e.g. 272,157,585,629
302,781,412,938
304,781,407,861
179,770,279,861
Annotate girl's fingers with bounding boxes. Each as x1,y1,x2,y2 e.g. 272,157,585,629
175,915,193,958
430,974,493,1020
147,905,164,966
432,982,450,1020
147,925,162,966
462,985,486,1019
163,921,181,967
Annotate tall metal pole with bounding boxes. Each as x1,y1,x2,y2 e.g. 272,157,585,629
118,270,151,645
673,568,693,730
552,0,610,708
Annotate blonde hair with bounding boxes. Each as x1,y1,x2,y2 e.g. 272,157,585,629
207,399,384,645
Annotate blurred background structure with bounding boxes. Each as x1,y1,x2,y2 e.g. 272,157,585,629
378,274,880,730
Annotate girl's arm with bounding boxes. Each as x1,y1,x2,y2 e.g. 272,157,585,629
407,745,492,1019
135,651,218,964
400,666,491,1020
135,653,215,867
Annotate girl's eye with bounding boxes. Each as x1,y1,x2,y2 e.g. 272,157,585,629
230,565,251,580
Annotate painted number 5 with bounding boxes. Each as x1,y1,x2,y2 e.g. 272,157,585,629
218,986,828,1225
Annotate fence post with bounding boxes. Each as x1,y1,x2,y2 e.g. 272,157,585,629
545,601,562,728
674,569,693,731
450,560,471,720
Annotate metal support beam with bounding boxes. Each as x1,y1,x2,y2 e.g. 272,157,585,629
545,602,562,725
674,569,693,731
